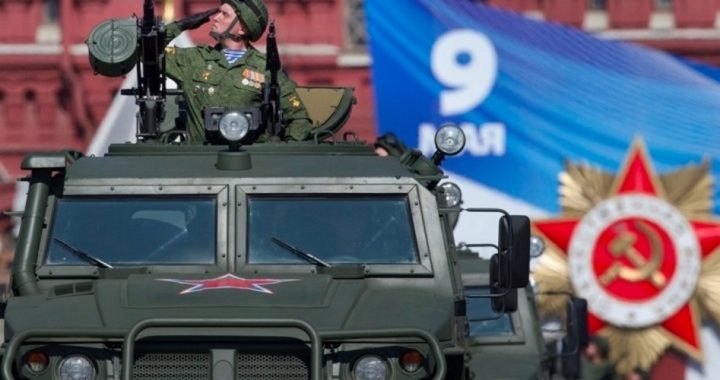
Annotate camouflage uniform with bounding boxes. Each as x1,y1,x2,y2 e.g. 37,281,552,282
163,22,312,142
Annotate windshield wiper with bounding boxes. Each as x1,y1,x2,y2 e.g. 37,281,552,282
271,237,332,268
53,238,113,269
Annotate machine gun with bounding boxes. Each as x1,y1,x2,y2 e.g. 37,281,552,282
88,4,284,143
87,0,179,140
262,21,283,138
119,0,179,139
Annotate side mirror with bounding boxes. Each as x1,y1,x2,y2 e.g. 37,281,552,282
490,254,518,313
567,297,589,350
0,285,10,319
496,215,530,288
561,297,589,379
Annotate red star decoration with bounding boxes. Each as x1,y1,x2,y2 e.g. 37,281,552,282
158,274,298,295
534,142,720,356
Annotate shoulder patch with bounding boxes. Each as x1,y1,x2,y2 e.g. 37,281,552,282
164,46,176,55
198,44,225,61
253,49,267,60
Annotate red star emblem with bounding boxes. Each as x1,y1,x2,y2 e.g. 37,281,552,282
533,139,720,371
158,274,298,295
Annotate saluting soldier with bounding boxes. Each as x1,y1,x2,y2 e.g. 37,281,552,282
164,0,312,142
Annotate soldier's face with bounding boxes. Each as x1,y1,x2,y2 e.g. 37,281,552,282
212,3,245,36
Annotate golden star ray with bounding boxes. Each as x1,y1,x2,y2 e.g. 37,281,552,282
659,160,713,218
559,160,615,217
602,327,670,374
697,248,720,322
533,248,573,319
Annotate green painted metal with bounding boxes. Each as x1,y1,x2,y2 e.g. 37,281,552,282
87,18,138,77
12,170,51,297
3,140,551,379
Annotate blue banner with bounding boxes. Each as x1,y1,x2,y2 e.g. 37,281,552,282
366,0,720,213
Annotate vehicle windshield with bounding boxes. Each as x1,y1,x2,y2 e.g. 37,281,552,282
247,196,419,265
45,197,216,266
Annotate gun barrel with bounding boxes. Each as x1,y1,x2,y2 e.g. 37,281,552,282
142,0,156,32
262,21,283,137
266,22,280,77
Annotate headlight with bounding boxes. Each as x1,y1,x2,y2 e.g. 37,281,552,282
353,355,389,380
439,182,462,208
434,124,466,155
530,235,545,257
219,111,250,141
58,355,95,380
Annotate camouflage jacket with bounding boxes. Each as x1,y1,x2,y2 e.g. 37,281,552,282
164,22,312,142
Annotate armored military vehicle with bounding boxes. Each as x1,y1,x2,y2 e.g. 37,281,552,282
0,2,586,379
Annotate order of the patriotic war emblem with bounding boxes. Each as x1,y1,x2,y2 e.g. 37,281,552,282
533,138,720,374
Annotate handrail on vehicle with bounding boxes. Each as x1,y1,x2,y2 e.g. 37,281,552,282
2,328,126,380
320,328,447,380
122,318,322,380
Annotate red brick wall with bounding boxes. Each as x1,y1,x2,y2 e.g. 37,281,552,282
544,0,587,28
0,0,44,43
674,0,720,28
607,0,653,29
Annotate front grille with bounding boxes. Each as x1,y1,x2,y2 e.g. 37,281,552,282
128,345,310,379
133,352,211,380
237,351,310,380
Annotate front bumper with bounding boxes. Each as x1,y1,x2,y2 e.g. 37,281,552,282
2,318,447,380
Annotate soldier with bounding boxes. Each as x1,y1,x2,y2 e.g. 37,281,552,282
163,0,312,142
374,132,408,157
0,228,15,295
581,335,615,380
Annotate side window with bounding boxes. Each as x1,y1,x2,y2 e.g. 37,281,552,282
465,287,514,337
345,0,367,51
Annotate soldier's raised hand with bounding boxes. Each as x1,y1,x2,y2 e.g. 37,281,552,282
176,8,219,31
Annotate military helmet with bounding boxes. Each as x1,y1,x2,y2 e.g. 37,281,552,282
223,0,268,42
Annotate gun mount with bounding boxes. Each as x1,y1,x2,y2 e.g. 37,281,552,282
87,0,180,139
87,2,288,145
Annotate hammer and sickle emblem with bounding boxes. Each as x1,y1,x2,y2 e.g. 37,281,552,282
599,220,667,288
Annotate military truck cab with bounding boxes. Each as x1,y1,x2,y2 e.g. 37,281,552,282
1,118,544,379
